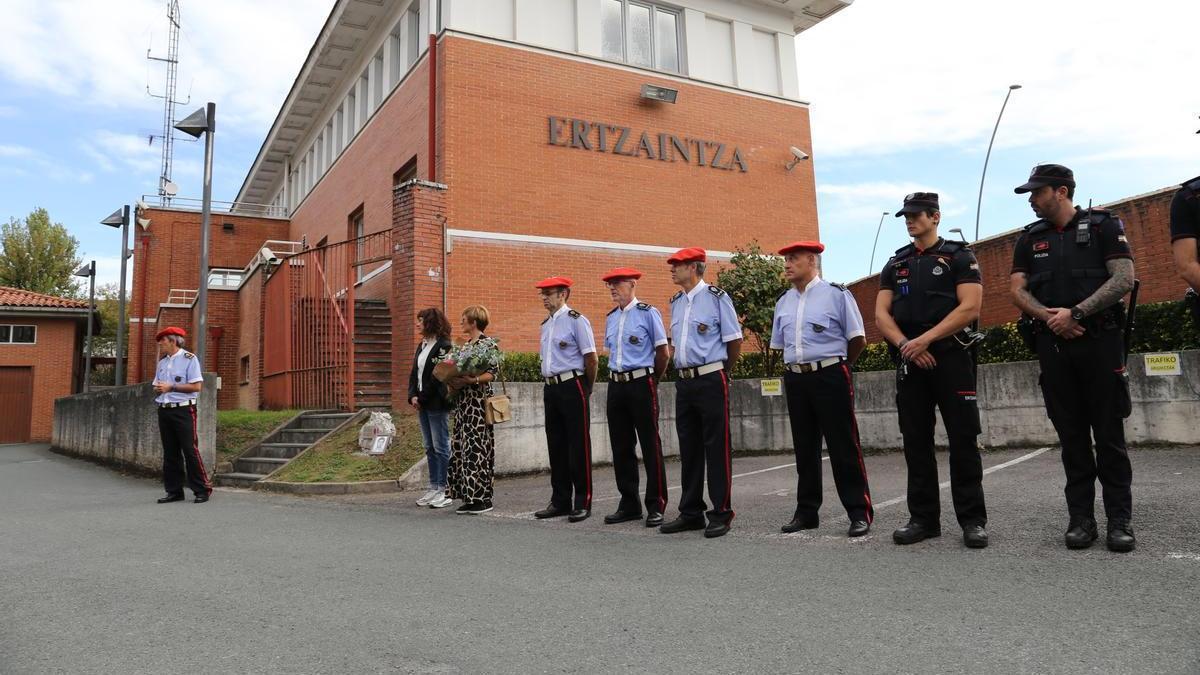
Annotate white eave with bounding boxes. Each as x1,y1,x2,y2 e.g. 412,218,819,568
746,0,854,33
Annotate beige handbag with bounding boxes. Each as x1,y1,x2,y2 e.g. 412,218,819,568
484,366,511,425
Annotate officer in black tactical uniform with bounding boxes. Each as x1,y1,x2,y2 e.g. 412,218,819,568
1010,164,1137,553
875,192,988,549
1170,174,1200,327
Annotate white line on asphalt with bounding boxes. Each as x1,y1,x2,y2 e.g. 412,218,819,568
590,457,823,504
1166,552,1200,562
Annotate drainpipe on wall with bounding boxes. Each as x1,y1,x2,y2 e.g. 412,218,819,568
427,31,437,180
137,236,151,381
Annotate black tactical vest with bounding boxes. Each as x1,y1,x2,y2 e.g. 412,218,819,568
888,238,966,336
1023,210,1113,309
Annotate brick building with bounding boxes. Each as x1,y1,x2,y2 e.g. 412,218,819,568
0,287,97,443
126,0,853,411
846,186,1184,343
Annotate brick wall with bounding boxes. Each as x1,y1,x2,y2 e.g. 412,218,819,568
392,182,448,405
0,316,82,441
848,187,1183,342
236,266,266,410
196,289,240,409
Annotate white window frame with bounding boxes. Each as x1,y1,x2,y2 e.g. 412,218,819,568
0,324,37,344
602,0,685,75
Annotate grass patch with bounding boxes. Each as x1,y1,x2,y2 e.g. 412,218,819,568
269,409,426,483
216,409,301,465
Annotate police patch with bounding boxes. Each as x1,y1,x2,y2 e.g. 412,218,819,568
932,266,944,276
174,376,182,382
1118,235,1128,243
898,268,910,277
697,323,709,334
629,335,641,345
1034,241,1050,252
812,323,826,333
558,340,568,349
969,263,980,270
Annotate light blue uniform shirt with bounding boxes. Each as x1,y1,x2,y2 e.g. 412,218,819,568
154,349,203,404
604,297,668,372
669,280,743,368
540,304,597,377
770,276,865,364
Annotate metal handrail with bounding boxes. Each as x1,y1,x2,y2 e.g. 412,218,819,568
165,288,197,305
140,195,288,218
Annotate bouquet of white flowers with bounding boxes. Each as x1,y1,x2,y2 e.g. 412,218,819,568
433,337,501,391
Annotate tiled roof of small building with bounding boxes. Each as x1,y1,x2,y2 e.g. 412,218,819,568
0,286,89,309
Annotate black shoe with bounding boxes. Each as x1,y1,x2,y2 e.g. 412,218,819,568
534,503,570,519
457,501,488,515
645,512,664,528
156,493,184,504
781,514,819,534
604,509,642,524
568,508,590,523
193,493,209,504
478,499,494,514
963,525,989,548
893,521,941,545
1106,519,1136,553
847,520,871,538
659,516,706,534
1064,517,1098,549
704,521,731,538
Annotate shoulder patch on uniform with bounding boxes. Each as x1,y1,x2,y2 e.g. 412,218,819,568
828,281,848,292
568,309,581,319
707,285,726,297
669,291,684,303
892,243,916,258
938,239,965,253
636,302,651,311
183,351,194,359
1026,219,1051,234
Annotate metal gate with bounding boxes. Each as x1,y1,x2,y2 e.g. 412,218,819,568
260,230,391,410
0,367,33,443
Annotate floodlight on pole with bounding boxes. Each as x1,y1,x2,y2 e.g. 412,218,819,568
974,84,1022,242
868,211,889,276
174,102,215,368
74,261,96,393
101,206,131,386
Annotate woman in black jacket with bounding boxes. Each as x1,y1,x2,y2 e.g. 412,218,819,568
409,308,453,508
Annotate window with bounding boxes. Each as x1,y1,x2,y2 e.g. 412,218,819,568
393,157,418,186
208,269,244,289
601,1,682,74
0,325,36,344
239,355,251,385
350,208,365,282
406,7,421,68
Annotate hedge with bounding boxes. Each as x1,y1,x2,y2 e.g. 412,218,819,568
493,299,1198,381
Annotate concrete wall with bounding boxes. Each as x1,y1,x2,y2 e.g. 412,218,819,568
492,352,1200,474
52,374,218,476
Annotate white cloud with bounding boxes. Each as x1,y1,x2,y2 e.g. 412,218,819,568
0,144,34,158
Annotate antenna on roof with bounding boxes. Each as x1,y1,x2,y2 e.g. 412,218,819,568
146,0,190,206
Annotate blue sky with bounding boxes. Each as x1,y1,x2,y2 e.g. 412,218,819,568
1,0,1197,290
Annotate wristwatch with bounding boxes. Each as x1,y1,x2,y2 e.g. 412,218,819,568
1070,306,1085,322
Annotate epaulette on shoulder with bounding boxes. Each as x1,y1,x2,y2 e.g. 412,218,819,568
669,291,684,303
893,243,916,258
1182,175,1200,192
828,281,848,292
1086,208,1115,225
707,285,726,297
636,302,651,311
1025,219,1051,234
541,316,550,325
776,288,789,302
606,306,618,316
568,309,581,319
939,239,965,253
183,351,195,359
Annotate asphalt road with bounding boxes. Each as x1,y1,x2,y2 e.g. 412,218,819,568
2,442,1198,674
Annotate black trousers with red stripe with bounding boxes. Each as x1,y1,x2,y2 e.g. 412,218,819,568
675,370,733,525
895,347,986,528
543,379,593,511
158,405,211,497
784,364,873,523
606,375,667,515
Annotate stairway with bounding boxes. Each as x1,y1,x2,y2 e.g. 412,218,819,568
352,299,392,410
215,411,355,488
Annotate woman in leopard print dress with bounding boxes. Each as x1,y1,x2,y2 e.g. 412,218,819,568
446,305,500,515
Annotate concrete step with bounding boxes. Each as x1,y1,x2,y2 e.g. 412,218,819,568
215,472,267,488
276,429,329,444
256,442,311,459
297,413,355,430
235,456,289,475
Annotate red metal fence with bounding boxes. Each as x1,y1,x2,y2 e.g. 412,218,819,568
261,230,392,410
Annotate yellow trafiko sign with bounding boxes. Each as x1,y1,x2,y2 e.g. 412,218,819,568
1143,352,1181,376
760,378,783,397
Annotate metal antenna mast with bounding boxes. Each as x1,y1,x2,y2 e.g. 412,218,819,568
147,0,189,205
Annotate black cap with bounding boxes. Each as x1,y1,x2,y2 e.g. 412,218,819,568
894,192,940,217
1014,163,1075,194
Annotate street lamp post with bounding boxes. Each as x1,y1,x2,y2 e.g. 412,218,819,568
974,84,1022,242
868,210,890,276
174,102,216,366
100,206,131,386
74,261,96,392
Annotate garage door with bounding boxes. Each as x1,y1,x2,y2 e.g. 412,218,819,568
0,367,33,443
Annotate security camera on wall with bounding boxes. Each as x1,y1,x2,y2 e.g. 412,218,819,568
785,146,810,171
258,247,280,266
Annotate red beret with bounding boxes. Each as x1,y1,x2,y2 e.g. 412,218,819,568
667,247,706,264
777,240,825,256
155,326,186,340
601,267,642,282
534,276,573,289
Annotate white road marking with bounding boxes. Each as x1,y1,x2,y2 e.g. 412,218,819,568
591,457,823,504
1166,552,1200,562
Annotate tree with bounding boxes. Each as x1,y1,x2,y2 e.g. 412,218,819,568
717,242,788,373
90,283,127,358
0,208,82,297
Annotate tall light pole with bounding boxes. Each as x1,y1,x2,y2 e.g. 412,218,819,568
974,84,1022,242
100,206,131,386
174,102,215,366
74,261,96,392
868,210,889,276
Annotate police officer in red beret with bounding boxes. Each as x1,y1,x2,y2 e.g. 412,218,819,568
152,326,211,504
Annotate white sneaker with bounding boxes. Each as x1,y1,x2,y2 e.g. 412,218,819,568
429,492,453,509
416,489,438,506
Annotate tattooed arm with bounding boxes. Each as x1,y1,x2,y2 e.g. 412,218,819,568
1010,272,1050,321
1073,258,1136,317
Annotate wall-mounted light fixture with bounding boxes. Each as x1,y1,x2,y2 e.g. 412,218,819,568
640,84,678,104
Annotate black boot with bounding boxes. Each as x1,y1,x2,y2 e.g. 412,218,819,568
1064,517,1098,549
1106,519,1136,553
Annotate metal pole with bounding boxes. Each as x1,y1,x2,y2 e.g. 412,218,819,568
84,261,96,393
115,205,130,386
196,102,215,367
868,211,888,276
974,85,1021,241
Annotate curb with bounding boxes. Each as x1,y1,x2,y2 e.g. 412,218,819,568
254,479,401,495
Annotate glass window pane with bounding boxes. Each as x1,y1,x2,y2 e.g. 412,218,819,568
12,326,34,343
601,0,623,61
0,325,10,342
627,4,652,68
655,10,679,72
